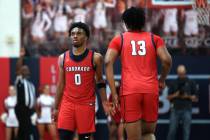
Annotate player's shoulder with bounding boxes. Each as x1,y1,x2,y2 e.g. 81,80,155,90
58,50,70,61
142,31,158,37
93,52,103,62
149,32,163,40
112,33,124,40
58,51,69,68
58,52,65,59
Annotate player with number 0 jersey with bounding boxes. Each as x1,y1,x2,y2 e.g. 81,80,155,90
53,22,112,140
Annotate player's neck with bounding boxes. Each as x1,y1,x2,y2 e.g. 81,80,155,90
128,29,143,33
72,46,87,55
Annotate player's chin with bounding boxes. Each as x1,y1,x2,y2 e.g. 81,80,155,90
73,43,81,48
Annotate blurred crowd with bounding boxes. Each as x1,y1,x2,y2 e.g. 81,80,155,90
22,0,210,57
22,0,127,57
147,8,210,55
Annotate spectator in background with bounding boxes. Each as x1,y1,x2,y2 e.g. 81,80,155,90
36,85,56,140
162,8,178,36
93,0,116,45
31,3,52,43
73,1,87,23
22,0,34,21
4,85,19,140
127,0,140,8
15,48,36,140
41,1,55,19
167,65,199,140
182,9,198,37
22,0,34,45
117,0,126,14
53,0,72,38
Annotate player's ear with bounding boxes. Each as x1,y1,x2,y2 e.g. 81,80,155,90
85,35,89,41
122,23,128,31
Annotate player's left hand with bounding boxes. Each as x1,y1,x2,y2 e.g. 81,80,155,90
159,78,166,90
102,101,113,116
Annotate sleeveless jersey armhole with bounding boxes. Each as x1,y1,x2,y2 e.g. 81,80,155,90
151,33,157,51
91,50,96,71
62,52,66,69
119,33,124,54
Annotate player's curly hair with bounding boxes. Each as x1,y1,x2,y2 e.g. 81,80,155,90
122,7,145,31
69,22,90,38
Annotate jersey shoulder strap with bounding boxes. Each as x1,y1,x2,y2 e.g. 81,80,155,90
119,33,124,54
151,33,157,50
91,50,96,71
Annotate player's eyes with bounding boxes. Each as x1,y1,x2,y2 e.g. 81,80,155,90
71,32,83,36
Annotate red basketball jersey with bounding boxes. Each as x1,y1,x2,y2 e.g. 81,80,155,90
63,49,95,104
108,32,165,96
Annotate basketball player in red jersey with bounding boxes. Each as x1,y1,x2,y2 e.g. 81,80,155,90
53,22,111,140
105,7,172,140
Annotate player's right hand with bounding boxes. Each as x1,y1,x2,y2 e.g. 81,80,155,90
52,109,58,123
110,93,120,116
112,93,119,108
102,101,113,116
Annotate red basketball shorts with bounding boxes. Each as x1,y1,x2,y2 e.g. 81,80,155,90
120,93,159,123
57,100,95,134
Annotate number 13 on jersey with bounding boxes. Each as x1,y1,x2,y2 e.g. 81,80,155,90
131,40,146,56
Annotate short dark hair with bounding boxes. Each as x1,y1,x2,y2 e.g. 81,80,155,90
69,22,90,38
122,7,145,31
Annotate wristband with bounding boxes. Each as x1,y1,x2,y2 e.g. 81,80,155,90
97,82,106,89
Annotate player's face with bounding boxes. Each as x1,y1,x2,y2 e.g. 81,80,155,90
70,27,87,48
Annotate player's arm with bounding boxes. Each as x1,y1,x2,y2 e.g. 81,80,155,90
157,46,172,79
156,37,172,90
53,54,65,121
94,52,111,115
105,35,121,107
105,48,119,107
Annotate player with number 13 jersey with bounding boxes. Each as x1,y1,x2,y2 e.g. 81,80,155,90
105,7,172,140
109,32,165,95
